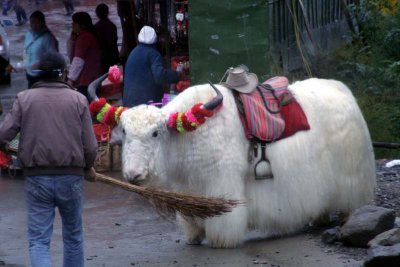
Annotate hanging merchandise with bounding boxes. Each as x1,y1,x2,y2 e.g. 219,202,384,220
168,3,177,43
175,5,185,39
154,0,162,32
171,55,190,92
183,8,188,37
174,1,189,42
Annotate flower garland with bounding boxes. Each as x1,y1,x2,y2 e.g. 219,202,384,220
89,98,221,133
89,97,128,127
167,103,215,133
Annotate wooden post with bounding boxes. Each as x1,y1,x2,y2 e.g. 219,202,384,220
373,142,400,149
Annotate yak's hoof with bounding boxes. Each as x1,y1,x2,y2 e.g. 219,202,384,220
186,237,203,245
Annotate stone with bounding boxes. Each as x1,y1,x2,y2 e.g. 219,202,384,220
322,226,341,244
368,228,400,247
395,217,400,228
363,243,400,267
340,205,395,247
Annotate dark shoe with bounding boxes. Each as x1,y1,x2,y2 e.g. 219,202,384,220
16,19,27,26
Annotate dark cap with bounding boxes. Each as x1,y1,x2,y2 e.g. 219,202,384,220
36,52,66,78
72,11,93,28
96,3,109,20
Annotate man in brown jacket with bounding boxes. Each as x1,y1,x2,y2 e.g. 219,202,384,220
0,51,97,267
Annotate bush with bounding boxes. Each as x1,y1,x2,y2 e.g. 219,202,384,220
314,0,400,158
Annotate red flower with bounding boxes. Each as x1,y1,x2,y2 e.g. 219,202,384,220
168,112,179,130
89,98,107,117
103,106,118,127
108,65,121,83
116,107,128,122
181,113,196,132
191,103,213,124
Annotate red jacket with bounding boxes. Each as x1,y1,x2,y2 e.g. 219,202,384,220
71,30,103,87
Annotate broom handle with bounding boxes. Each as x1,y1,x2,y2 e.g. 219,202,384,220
95,172,146,194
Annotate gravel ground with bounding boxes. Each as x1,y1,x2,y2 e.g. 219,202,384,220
309,159,400,263
374,159,400,216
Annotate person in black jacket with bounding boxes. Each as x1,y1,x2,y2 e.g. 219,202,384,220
94,3,119,73
0,55,14,84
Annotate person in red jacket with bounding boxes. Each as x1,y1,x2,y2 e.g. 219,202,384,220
67,12,102,101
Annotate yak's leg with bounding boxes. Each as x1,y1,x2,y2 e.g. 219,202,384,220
177,215,205,245
204,204,247,248
200,158,248,248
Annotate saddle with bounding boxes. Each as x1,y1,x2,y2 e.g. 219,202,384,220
234,76,310,179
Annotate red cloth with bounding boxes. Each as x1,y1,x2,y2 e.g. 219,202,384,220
98,79,123,98
0,150,11,168
93,124,111,142
279,99,310,139
71,30,103,87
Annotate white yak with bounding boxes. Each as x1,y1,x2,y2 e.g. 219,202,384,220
118,78,376,248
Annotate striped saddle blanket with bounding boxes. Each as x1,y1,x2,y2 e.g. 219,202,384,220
236,76,310,142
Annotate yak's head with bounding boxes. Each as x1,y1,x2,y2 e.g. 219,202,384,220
116,83,223,186
119,105,169,185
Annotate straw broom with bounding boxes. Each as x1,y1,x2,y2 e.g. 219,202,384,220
95,172,243,219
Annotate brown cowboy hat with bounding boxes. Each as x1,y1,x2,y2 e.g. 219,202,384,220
222,66,258,93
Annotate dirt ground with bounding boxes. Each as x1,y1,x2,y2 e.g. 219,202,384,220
0,171,365,267
4,160,400,267
2,153,398,267
3,163,399,267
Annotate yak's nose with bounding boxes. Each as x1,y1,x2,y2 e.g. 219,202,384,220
124,170,148,185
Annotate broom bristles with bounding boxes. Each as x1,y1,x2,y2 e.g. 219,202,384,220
95,173,243,218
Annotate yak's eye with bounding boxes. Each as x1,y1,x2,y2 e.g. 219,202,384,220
152,131,158,138
122,128,126,135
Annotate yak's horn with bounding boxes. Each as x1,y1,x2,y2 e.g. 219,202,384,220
203,81,223,110
87,73,108,101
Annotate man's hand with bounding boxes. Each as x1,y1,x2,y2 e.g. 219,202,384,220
5,64,15,74
84,167,97,182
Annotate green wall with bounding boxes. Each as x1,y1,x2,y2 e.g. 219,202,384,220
188,0,271,84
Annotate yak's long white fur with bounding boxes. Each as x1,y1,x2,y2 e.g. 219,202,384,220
120,78,376,248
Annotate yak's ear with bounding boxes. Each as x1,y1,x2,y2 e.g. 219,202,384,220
109,125,124,145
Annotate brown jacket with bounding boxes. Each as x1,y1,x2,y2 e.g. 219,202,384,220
0,80,97,176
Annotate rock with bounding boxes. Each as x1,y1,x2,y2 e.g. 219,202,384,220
340,205,396,247
322,226,341,244
395,217,400,228
368,228,400,247
363,243,400,267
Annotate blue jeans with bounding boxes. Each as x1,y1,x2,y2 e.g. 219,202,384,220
25,175,84,267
